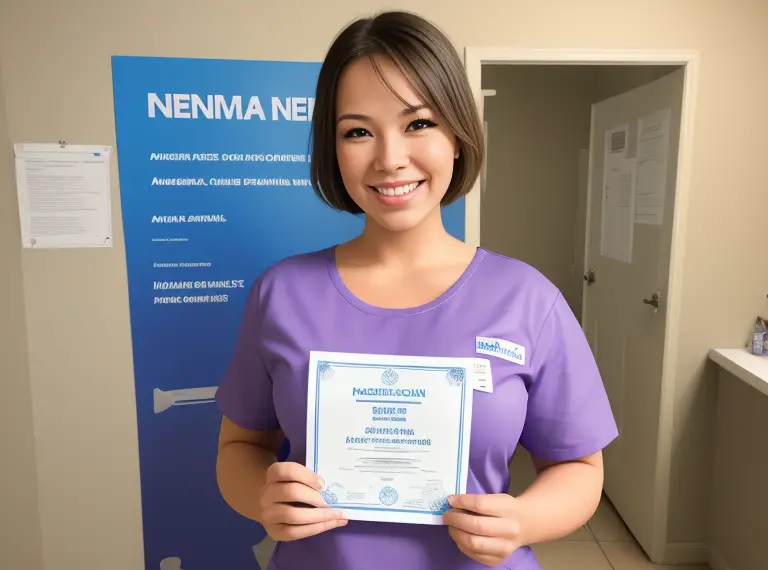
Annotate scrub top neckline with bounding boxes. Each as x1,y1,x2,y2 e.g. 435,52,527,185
325,245,487,317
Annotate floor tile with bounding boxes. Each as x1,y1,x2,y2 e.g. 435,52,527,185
588,495,635,542
601,541,710,570
561,525,595,541
532,541,613,570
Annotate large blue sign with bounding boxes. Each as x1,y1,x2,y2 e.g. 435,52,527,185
111,55,464,569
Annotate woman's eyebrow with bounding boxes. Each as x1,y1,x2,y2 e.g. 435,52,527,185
336,104,430,124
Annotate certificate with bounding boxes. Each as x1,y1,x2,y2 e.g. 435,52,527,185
306,351,474,525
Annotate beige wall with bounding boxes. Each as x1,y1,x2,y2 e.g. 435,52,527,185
0,70,44,570
1,0,767,568
709,367,768,570
481,65,595,314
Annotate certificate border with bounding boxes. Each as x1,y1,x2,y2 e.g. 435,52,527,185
313,360,468,516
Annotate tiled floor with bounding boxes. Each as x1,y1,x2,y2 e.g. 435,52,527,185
510,447,711,570
252,448,711,569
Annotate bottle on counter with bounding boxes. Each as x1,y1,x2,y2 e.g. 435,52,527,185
751,316,768,356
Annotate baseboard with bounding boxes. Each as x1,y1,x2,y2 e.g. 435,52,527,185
663,542,710,565
708,548,734,570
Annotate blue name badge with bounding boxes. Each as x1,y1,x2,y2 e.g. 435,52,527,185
305,351,474,525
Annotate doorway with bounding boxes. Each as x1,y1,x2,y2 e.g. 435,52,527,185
465,50,699,566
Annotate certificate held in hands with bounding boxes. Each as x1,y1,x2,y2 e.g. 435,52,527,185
306,351,474,525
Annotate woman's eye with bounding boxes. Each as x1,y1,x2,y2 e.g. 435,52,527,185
343,128,370,139
408,119,437,131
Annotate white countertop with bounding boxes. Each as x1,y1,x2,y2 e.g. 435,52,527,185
709,348,768,397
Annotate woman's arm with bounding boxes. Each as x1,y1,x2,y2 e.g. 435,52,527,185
515,451,604,546
216,416,284,523
445,451,605,567
216,417,346,540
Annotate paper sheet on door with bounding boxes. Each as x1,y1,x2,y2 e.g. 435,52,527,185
600,157,636,264
635,109,671,225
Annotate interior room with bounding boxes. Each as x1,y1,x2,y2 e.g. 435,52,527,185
2,2,767,570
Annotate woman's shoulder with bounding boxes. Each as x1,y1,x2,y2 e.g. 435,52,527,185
477,248,561,300
254,249,333,295
257,247,332,285
243,247,333,314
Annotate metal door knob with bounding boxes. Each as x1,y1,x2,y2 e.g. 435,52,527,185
584,270,596,285
643,292,660,308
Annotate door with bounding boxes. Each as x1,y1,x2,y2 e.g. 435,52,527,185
582,68,684,558
572,149,589,323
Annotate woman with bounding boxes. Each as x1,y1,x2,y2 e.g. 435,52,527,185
216,10,618,570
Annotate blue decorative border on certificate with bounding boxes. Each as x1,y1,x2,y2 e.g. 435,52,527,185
313,361,468,516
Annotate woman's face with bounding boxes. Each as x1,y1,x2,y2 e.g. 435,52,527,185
335,56,458,233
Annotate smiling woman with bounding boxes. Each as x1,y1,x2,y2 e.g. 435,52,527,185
215,10,618,570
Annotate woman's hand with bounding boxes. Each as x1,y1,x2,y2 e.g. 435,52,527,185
444,494,523,567
258,462,348,541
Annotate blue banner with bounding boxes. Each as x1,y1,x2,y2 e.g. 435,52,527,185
111,55,464,569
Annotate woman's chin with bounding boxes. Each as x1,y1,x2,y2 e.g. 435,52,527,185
364,208,438,234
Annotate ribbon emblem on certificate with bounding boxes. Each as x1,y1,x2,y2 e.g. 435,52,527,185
306,352,474,525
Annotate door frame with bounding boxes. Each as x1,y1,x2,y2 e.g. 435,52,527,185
463,48,700,563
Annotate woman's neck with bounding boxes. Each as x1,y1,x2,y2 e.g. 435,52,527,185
344,208,467,268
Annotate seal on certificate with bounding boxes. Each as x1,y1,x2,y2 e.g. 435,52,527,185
446,367,466,386
429,496,450,514
379,486,399,506
320,489,339,505
318,362,335,380
381,368,399,386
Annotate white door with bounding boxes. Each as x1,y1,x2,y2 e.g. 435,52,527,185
572,149,589,323
582,68,684,558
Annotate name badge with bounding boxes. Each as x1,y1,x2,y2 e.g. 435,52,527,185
476,336,526,366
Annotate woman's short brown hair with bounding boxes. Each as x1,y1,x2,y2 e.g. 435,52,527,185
310,11,484,214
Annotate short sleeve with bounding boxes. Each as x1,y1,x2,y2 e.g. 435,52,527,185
215,280,280,431
519,293,618,461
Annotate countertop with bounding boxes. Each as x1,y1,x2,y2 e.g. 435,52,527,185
709,348,768,397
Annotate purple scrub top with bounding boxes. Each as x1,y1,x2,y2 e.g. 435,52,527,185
217,247,618,570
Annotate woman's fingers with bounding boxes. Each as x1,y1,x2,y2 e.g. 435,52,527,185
264,481,329,508
272,518,349,541
443,509,515,538
264,503,345,526
448,526,512,559
260,463,347,542
455,541,501,567
266,462,324,490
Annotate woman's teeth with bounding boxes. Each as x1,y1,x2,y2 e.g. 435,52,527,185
373,182,420,196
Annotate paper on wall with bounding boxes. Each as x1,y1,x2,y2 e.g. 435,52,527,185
13,143,113,248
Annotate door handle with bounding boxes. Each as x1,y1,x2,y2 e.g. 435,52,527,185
583,270,596,285
643,292,660,310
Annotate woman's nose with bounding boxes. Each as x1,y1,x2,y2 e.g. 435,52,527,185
373,135,409,172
